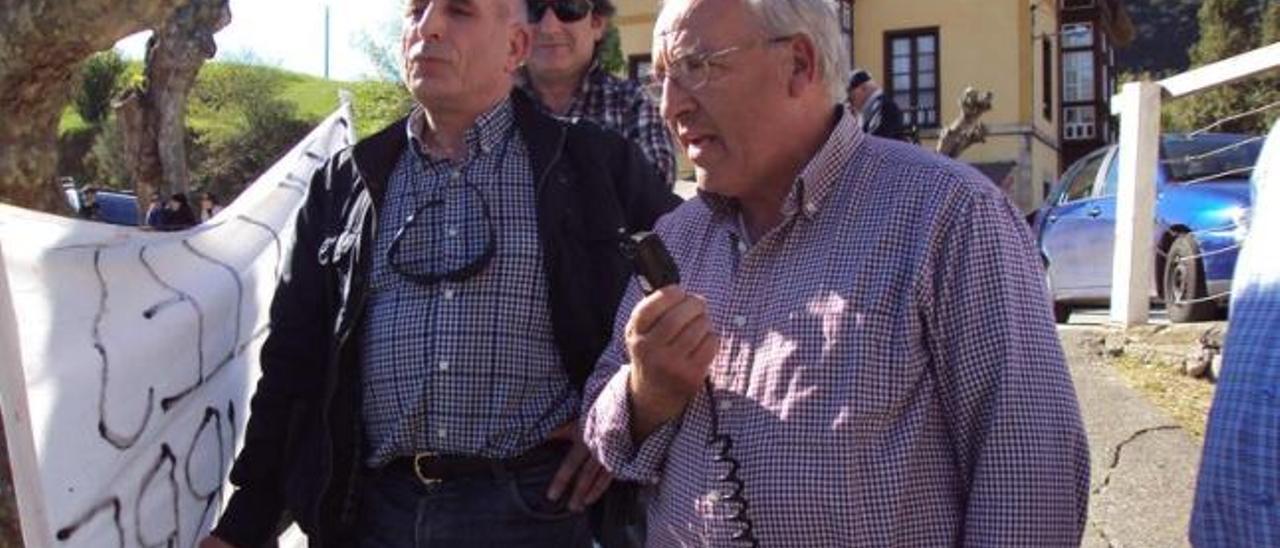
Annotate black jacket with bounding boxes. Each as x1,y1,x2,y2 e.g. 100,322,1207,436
864,92,906,141
212,90,680,547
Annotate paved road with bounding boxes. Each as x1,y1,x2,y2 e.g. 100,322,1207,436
1060,328,1203,548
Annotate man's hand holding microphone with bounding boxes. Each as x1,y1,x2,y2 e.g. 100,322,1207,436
623,233,719,441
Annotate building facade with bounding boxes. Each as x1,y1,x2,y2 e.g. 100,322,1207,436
610,0,1131,212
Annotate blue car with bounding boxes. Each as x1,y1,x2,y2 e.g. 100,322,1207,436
61,181,140,226
1031,133,1262,323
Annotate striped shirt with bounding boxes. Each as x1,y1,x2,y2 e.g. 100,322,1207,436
1191,120,1280,547
583,108,1091,546
360,99,576,466
521,63,677,186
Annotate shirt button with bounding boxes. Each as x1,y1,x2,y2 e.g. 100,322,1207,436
437,428,447,439
737,240,748,253
438,360,450,371
447,227,459,237
733,315,747,327
451,171,462,182
443,289,456,300
718,399,733,411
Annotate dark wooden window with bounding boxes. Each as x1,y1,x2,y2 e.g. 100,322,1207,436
884,28,940,129
1061,0,1097,10
1060,22,1097,141
628,54,652,82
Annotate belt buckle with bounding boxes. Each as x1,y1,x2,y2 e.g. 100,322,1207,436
412,453,444,486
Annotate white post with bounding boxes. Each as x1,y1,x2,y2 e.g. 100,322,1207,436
1110,81,1162,326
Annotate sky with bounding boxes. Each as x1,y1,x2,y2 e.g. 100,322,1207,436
116,0,403,81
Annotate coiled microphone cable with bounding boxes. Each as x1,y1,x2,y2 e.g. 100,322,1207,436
624,232,758,547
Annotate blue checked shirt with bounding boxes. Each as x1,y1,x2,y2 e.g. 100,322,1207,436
1191,120,1280,547
582,109,1091,546
360,99,576,466
520,63,677,186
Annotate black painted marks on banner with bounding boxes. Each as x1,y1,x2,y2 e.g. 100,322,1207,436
55,498,124,546
92,248,155,450
135,444,179,548
180,240,243,374
138,246,208,412
235,214,283,283
184,407,226,548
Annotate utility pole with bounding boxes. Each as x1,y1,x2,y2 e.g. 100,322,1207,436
324,4,331,79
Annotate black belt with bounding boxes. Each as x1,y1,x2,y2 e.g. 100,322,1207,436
382,440,570,485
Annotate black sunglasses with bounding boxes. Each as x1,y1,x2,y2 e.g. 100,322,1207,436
527,0,594,23
386,183,497,286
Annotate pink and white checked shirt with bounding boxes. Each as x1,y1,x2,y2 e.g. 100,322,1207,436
583,109,1090,546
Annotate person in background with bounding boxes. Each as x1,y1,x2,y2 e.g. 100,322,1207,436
76,185,101,221
162,193,196,231
199,191,224,222
581,0,1090,544
1190,119,1280,547
145,191,166,229
520,0,676,186
846,68,906,140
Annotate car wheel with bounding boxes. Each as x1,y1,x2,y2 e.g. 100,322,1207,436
1053,302,1072,324
1164,234,1216,323
1045,270,1070,323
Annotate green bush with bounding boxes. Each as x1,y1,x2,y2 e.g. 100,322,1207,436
74,50,127,127
84,116,131,189
350,80,414,138
599,24,626,76
188,63,312,197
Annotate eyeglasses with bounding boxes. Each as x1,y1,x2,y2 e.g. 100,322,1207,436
527,0,594,23
386,182,496,286
644,36,793,102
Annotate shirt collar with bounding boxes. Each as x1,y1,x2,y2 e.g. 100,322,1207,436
697,107,865,221
517,57,606,118
405,96,515,161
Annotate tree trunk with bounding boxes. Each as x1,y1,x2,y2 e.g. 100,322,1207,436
0,0,196,212
118,0,231,200
115,89,165,222
936,87,995,159
0,0,200,538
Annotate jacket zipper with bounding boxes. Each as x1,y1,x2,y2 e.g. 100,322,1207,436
314,189,376,544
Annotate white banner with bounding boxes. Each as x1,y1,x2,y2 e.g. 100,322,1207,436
0,104,354,548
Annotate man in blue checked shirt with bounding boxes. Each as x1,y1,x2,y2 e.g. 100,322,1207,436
1191,119,1280,547
581,0,1091,545
199,0,678,546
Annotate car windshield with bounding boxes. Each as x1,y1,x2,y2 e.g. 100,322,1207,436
1162,134,1263,183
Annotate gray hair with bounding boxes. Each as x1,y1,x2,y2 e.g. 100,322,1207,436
744,0,850,104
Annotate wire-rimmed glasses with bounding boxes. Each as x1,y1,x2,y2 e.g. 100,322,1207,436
643,36,793,102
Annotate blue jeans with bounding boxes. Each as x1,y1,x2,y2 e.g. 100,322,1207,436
356,454,592,548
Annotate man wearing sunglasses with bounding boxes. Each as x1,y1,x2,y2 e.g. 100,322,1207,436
200,0,678,546
580,0,1090,545
520,0,676,187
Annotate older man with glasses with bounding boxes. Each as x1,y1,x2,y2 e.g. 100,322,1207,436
580,0,1091,545
198,0,678,546
520,0,676,186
